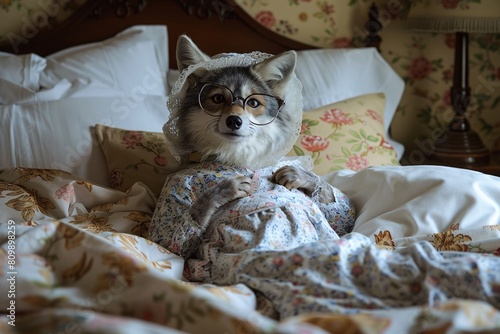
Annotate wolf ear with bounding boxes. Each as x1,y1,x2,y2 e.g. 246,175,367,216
252,50,297,95
176,35,210,72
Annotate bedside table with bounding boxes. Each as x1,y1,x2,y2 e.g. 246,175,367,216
466,152,500,177
402,152,500,177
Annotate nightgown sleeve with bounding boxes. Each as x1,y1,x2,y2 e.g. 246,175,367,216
312,183,356,237
149,171,206,259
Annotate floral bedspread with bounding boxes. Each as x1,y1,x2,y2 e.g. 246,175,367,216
1,167,500,333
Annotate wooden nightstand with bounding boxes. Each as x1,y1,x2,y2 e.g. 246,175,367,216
402,152,500,177
464,152,500,177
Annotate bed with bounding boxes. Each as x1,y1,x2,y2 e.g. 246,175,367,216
1,0,500,333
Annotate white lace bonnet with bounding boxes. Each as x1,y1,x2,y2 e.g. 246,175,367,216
163,51,304,167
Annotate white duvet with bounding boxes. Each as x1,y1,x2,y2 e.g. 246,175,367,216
325,165,500,245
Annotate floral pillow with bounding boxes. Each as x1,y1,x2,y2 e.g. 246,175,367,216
95,124,181,196
287,93,400,175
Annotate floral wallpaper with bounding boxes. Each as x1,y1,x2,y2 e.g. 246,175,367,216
0,0,499,160
235,0,500,159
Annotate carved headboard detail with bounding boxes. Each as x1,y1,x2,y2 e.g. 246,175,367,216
88,0,149,19
176,0,236,20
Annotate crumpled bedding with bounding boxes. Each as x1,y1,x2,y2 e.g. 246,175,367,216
1,166,500,334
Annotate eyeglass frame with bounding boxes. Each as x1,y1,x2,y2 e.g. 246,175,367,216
196,82,286,126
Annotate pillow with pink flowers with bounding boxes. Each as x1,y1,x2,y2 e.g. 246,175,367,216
287,93,400,175
95,124,181,196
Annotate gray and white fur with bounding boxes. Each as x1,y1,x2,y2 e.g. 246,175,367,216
174,35,335,228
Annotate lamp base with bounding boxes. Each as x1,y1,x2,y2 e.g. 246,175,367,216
429,129,490,166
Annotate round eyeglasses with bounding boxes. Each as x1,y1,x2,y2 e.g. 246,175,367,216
197,82,285,125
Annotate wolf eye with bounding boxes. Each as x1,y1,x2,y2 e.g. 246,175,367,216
211,94,225,104
246,98,261,109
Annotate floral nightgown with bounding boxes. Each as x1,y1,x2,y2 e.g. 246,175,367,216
150,159,356,282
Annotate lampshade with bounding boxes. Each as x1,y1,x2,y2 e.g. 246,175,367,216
406,0,500,33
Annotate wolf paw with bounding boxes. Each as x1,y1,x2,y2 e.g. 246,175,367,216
272,165,317,197
215,175,252,206
273,166,336,204
190,174,251,228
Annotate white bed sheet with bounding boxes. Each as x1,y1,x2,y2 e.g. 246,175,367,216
324,165,500,238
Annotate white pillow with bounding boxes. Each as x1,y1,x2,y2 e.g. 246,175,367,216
0,95,169,186
0,79,35,105
0,26,173,186
295,48,405,159
39,25,169,96
0,79,127,105
0,52,46,91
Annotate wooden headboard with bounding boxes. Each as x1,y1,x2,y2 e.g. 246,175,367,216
0,0,383,69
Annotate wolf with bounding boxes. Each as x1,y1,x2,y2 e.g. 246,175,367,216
150,35,355,282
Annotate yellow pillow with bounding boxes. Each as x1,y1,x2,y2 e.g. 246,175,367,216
288,93,400,174
95,124,181,196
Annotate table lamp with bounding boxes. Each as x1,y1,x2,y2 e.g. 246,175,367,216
406,0,500,166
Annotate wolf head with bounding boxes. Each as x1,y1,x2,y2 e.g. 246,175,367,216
164,35,303,169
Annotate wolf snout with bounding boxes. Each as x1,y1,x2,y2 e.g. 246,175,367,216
226,115,243,130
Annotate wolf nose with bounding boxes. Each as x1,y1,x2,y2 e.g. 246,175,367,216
226,115,243,130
